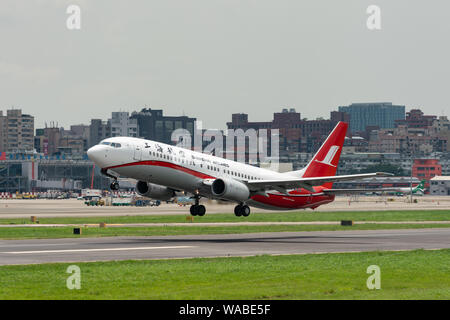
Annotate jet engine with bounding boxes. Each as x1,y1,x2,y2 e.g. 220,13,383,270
135,181,174,201
211,178,250,202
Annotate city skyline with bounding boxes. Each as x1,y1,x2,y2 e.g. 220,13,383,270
1,1,450,129
1,102,448,132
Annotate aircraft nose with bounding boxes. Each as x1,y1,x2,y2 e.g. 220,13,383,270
87,145,106,166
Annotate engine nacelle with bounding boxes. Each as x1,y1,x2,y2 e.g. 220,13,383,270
211,178,250,202
135,181,174,201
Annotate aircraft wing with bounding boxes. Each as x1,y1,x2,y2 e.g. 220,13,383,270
246,172,393,193
321,187,399,195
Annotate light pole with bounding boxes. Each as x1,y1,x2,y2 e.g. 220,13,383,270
407,136,413,204
410,157,413,204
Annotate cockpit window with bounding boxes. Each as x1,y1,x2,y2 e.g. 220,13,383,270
101,141,121,148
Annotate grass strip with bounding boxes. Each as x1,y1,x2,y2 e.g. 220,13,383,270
1,209,449,226
0,249,448,299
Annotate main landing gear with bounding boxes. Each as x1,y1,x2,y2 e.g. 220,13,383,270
190,197,206,216
190,204,206,216
234,204,250,217
188,197,250,218
110,180,119,191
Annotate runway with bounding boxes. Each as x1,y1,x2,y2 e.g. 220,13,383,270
0,228,448,265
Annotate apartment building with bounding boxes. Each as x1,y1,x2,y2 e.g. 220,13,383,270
0,109,34,152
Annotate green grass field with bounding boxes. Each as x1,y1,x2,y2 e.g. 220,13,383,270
0,209,449,226
0,249,448,299
0,209,449,239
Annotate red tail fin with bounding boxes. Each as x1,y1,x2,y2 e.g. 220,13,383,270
302,122,348,187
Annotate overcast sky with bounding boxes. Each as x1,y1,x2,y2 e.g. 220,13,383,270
1,0,449,129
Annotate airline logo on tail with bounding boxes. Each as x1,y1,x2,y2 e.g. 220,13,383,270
414,180,426,193
315,145,340,167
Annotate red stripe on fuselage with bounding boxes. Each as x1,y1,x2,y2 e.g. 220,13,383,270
106,160,216,180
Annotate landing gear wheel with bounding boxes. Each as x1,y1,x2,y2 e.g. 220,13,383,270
197,205,206,216
190,205,198,216
190,204,206,216
234,204,250,217
110,181,119,191
242,205,250,217
234,205,243,217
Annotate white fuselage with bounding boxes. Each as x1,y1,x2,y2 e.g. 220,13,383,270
87,137,316,210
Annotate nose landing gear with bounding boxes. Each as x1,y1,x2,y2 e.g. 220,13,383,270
110,180,119,191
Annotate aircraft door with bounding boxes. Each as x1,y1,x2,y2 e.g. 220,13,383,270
133,143,142,161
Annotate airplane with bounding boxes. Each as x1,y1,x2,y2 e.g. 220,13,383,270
87,121,392,217
391,180,426,196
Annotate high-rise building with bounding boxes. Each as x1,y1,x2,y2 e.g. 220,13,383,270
0,109,34,152
226,109,345,154
89,119,111,147
130,108,196,145
395,109,436,128
110,112,138,138
338,102,405,133
0,111,5,152
35,124,90,157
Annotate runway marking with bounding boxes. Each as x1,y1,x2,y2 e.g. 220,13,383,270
5,246,195,254
0,243,80,248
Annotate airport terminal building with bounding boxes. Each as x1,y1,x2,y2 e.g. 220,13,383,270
0,152,110,193
430,176,450,196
